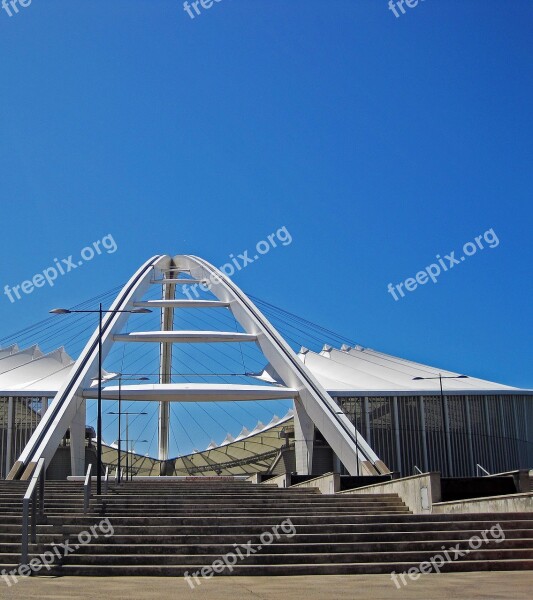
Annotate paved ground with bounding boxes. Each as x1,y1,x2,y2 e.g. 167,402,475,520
0,572,532,600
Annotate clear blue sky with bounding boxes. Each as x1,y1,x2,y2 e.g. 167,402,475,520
0,0,531,406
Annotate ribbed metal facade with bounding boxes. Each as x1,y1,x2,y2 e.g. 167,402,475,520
334,393,533,477
2,393,532,479
0,396,44,479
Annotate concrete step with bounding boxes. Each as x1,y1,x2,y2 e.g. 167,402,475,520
3,514,533,530
94,498,406,505
0,491,327,502
53,550,533,567
3,534,533,552
0,510,412,518
31,538,533,555
91,504,410,512
4,528,533,546
3,548,533,567
42,514,533,526
0,495,400,503
39,559,533,576
8,528,533,543
1,479,532,577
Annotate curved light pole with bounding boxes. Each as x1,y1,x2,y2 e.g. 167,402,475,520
413,373,469,476
50,305,151,494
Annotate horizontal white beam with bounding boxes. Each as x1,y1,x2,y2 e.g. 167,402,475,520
113,331,257,343
134,300,229,308
159,267,190,272
82,383,298,402
150,279,205,285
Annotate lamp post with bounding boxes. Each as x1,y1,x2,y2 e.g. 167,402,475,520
412,373,469,476
108,411,147,481
50,305,151,495
128,439,148,480
102,375,149,484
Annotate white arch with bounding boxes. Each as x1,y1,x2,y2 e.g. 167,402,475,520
172,255,387,475
8,254,170,479
9,253,388,479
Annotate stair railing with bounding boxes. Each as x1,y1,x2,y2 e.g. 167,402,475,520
83,463,92,514
21,457,46,565
476,464,490,476
113,466,125,484
104,466,110,494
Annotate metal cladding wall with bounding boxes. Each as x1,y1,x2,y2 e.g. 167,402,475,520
334,393,533,478
0,397,44,479
2,393,532,480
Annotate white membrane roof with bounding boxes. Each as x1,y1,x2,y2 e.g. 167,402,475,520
0,342,524,397
298,345,518,393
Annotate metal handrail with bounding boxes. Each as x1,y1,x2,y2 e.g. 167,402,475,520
115,468,124,484
413,465,423,475
104,466,109,494
477,463,490,476
21,457,46,565
83,463,92,514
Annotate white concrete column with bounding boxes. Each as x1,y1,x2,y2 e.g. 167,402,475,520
294,398,314,475
332,453,342,474
70,398,86,476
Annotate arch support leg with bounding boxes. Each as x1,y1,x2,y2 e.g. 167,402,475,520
70,398,86,477
294,398,314,475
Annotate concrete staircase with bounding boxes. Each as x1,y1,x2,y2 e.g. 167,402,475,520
1,478,533,576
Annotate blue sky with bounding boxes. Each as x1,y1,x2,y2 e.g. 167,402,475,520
0,1,531,452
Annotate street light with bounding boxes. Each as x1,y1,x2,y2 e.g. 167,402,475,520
50,305,151,494
102,375,148,484
128,439,149,479
413,373,469,476
108,411,147,481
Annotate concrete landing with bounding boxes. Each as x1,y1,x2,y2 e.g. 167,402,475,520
1,573,532,600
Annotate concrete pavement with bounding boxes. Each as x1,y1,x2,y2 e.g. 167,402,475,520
1,572,532,599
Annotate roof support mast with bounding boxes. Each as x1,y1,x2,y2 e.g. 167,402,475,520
158,263,176,466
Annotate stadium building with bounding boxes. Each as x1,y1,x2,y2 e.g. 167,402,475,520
1,305,531,479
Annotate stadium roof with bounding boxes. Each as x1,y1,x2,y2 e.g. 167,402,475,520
292,345,520,394
0,344,114,396
100,408,295,477
0,341,525,398
1,341,529,467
